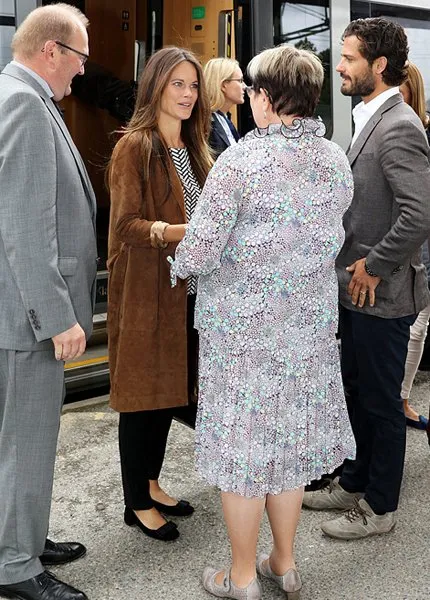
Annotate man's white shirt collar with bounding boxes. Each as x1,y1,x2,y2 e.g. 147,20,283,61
11,60,54,98
351,86,400,147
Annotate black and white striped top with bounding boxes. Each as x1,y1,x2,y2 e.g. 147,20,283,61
169,147,201,295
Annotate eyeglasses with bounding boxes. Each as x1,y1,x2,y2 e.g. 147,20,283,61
55,40,89,65
245,85,254,97
225,77,244,84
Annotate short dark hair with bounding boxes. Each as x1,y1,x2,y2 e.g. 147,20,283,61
247,44,324,117
342,18,408,86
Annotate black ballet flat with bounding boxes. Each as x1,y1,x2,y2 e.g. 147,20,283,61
124,507,179,541
152,499,195,517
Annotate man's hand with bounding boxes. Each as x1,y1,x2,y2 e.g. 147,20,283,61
346,258,381,308
52,323,86,361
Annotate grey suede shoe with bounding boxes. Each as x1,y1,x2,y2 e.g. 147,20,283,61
321,498,396,540
202,568,262,600
302,476,362,510
257,553,302,599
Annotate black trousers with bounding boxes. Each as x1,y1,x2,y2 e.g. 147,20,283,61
119,294,198,510
338,305,416,514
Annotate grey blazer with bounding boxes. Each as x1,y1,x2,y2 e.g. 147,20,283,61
336,93,430,318
0,63,98,351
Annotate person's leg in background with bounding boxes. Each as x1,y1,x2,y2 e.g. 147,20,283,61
119,409,176,533
401,304,430,429
337,306,372,494
318,311,416,539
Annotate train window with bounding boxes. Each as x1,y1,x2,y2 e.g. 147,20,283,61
0,0,14,70
0,25,13,70
273,1,332,137
352,1,430,104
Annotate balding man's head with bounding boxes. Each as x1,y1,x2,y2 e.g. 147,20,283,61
12,3,88,61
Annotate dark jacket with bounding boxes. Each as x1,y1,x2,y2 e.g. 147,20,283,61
335,94,430,318
208,111,239,159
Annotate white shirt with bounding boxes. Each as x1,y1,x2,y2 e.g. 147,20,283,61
214,111,237,146
11,60,54,98
351,86,400,147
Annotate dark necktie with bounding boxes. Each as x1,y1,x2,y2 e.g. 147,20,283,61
53,101,65,121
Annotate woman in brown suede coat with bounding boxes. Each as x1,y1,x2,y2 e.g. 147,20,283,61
107,47,212,541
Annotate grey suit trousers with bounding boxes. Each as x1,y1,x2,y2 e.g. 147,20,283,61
0,349,64,584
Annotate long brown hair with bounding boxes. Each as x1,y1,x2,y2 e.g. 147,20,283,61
403,62,430,129
108,46,212,193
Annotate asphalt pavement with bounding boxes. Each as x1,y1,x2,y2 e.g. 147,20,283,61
47,373,430,600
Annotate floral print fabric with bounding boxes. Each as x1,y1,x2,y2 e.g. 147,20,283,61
170,119,356,497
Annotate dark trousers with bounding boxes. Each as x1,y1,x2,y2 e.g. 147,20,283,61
338,305,415,514
119,294,198,510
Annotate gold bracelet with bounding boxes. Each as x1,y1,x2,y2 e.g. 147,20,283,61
150,221,169,248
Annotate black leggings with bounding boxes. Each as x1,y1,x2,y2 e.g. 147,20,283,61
119,294,198,510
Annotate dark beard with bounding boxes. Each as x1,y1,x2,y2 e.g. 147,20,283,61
341,71,376,97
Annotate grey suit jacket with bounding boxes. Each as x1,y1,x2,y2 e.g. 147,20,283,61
336,93,430,318
0,63,98,351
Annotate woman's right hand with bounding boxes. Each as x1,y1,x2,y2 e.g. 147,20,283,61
164,224,188,243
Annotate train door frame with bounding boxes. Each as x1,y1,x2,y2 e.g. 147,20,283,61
235,0,354,147
237,0,429,149
330,0,354,148
16,0,38,26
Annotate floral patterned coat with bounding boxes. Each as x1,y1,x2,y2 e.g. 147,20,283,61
170,120,356,496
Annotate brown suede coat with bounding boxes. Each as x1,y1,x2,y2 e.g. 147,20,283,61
107,133,189,412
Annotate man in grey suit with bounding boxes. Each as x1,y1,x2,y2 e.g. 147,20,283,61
303,18,430,539
0,4,97,599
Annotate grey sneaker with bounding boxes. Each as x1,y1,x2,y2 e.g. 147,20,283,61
321,498,396,540
202,568,262,600
302,477,362,510
256,553,302,599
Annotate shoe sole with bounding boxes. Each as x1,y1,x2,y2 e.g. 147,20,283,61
202,576,263,599
152,500,195,517
154,508,194,517
302,493,363,511
321,522,396,540
40,547,87,566
0,589,34,600
302,503,356,511
126,521,179,541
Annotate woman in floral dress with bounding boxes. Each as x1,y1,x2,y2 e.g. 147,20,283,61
170,44,355,600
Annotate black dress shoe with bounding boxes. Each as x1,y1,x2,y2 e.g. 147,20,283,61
406,415,428,430
152,499,195,517
0,571,87,600
40,539,86,566
124,507,179,541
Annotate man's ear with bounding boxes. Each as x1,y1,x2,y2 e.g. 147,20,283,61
374,56,388,76
41,39,57,62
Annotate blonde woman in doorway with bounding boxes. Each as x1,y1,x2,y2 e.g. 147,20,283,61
204,57,245,158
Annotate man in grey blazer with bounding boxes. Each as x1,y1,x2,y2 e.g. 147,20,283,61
303,18,430,539
0,4,97,599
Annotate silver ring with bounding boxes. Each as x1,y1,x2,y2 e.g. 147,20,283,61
359,291,366,296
